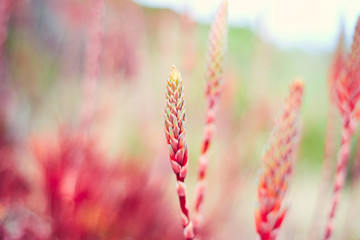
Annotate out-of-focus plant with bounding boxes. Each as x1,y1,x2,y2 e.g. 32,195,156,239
255,80,304,240
4,0,360,239
30,129,182,240
308,26,345,240
323,16,360,240
0,0,11,71
79,0,104,133
194,0,228,232
0,0,29,225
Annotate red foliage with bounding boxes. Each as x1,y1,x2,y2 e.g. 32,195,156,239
28,127,182,240
335,17,360,118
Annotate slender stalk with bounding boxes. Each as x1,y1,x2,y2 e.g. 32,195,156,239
0,0,11,78
352,135,360,186
341,132,360,239
324,117,354,240
308,105,337,240
71,0,104,204
164,65,194,240
193,0,228,231
0,0,10,52
323,16,360,240
80,0,104,133
308,27,344,240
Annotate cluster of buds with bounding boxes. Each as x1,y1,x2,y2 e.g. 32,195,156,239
255,80,304,240
164,65,194,240
204,0,228,106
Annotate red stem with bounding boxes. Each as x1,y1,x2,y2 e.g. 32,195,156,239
176,175,194,240
324,116,354,240
308,106,337,240
194,101,216,232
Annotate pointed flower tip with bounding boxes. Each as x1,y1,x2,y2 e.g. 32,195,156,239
168,65,182,86
171,64,177,72
351,16,360,55
291,78,304,93
169,65,181,82
217,0,228,17
222,0,228,9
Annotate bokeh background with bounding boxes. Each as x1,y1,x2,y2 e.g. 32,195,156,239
1,0,360,239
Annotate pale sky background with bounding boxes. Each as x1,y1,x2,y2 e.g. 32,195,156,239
134,0,360,51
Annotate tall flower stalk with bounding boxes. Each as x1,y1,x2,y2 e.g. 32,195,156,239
0,0,10,52
308,27,345,240
80,0,104,133
0,0,11,77
193,0,228,231
255,80,304,240
341,132,360,239
324,16,360,240
164,65,194,240
67,0,104,210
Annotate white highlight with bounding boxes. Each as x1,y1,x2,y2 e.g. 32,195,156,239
134,0,360,51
